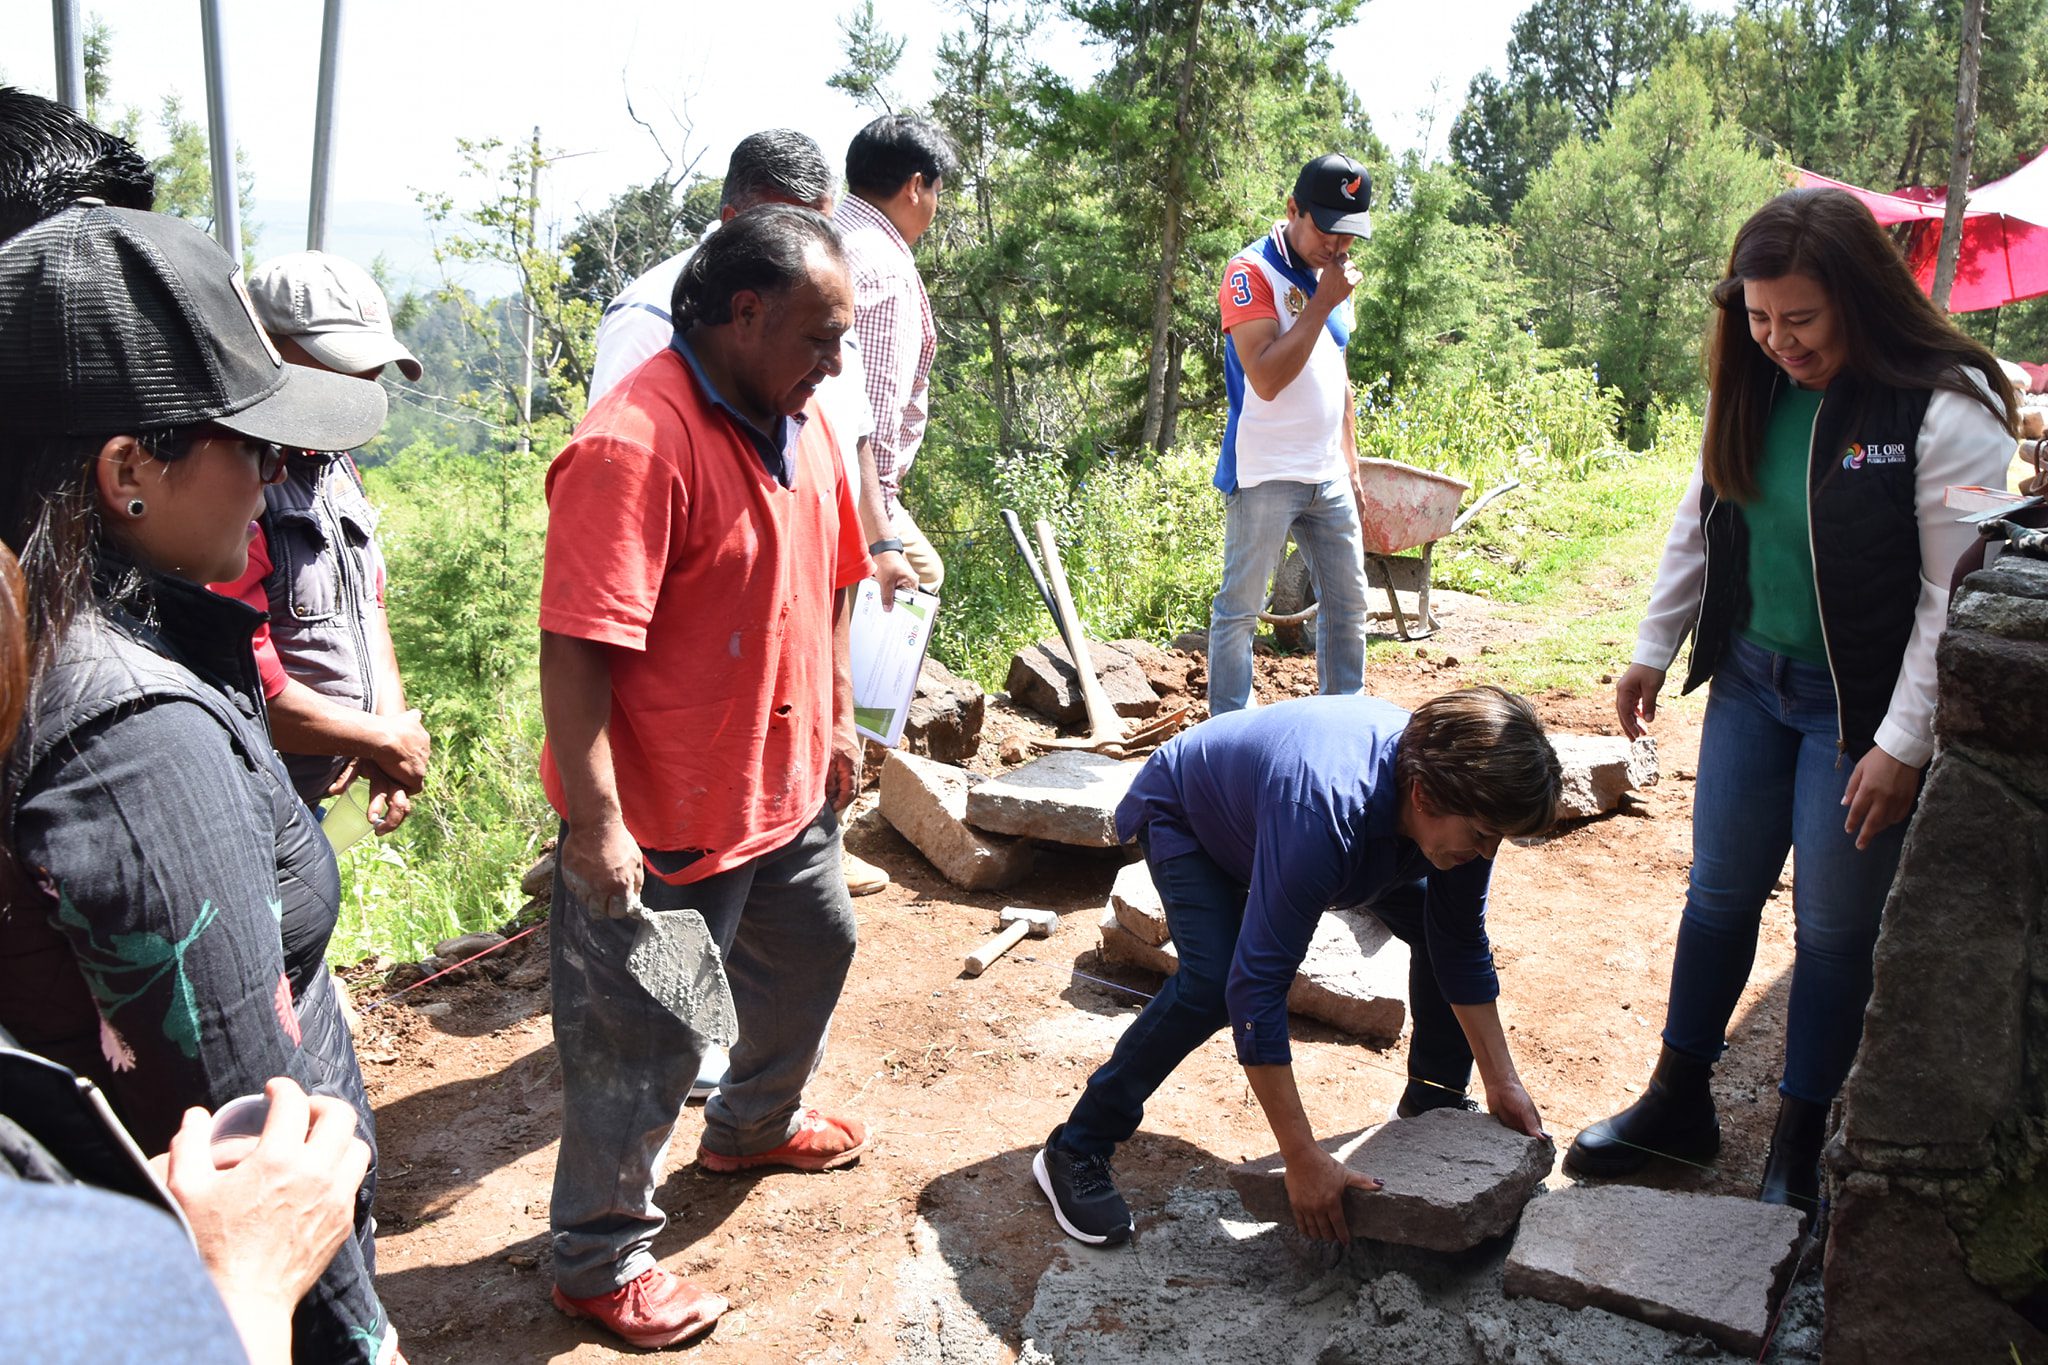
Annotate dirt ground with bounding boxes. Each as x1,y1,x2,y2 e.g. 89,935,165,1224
350,596,1808,1364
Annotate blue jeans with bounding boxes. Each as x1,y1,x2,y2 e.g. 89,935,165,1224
548,805,858,1297
1059,844,1470,1158
1208,477,1370,714
1662,634,1911,1104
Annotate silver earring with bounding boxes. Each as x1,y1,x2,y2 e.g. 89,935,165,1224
126,499,146,518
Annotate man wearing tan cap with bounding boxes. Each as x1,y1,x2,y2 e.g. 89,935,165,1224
215,251,432,832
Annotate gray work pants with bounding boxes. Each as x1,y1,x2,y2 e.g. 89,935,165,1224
547,803,858,1297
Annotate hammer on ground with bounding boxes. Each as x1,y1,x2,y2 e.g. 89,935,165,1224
963,906,1057,977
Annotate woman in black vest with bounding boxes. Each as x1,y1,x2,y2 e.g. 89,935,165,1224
0,206,398,1363
1565,188,2018,1212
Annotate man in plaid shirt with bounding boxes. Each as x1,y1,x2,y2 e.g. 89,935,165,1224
833,115,958,591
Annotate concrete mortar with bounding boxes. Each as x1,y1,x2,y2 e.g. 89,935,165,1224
1016,1187,1822,1364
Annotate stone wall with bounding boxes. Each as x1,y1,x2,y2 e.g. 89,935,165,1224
1825,556,2048,1363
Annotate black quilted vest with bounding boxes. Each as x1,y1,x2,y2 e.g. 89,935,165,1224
1680,375,1933,758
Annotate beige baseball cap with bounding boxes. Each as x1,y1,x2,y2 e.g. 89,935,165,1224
245,250,422,381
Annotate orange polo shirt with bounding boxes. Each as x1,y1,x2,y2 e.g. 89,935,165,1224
538,343,870,882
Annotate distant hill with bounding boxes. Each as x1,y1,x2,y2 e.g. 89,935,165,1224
248,197,518,297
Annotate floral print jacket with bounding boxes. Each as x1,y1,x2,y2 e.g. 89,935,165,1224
0,569,395,1364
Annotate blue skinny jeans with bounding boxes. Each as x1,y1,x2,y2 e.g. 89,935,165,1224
1661,634,1912,1104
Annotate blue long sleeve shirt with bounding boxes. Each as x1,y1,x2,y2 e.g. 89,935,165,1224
1113,695,1499,1066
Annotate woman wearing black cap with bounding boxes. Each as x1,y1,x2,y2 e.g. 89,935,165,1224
0,204,397,1364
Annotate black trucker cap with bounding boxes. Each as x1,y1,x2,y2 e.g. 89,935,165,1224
1293,153,1374,239
0,203,386,449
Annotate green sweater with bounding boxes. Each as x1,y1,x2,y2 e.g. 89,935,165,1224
1738,383,1829,666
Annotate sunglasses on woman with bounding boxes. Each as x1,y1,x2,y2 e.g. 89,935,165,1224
141,425,291,485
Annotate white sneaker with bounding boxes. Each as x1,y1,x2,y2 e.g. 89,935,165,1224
688,1046,730,1103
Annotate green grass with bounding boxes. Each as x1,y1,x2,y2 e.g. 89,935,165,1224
1438,407,1705,697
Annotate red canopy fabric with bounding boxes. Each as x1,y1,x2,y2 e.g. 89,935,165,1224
1905,213,2048,312
1793,158,2048,311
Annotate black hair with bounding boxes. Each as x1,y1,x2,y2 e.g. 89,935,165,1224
0,435,122,692
844,115,959,199
670,204,845,331
0,87,155,241
721,129,833,212
1702,188,2017,502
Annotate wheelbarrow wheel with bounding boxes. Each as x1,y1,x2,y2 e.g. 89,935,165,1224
1267,547,1316,653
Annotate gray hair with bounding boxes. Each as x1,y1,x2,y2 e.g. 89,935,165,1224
721,129,834,212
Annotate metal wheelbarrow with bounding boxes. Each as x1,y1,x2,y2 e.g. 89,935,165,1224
1261,458,1519,643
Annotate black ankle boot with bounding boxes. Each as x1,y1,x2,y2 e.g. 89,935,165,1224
1760,1094,1829,1213
1566,1044,1720,1177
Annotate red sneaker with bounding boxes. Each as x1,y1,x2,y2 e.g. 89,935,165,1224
698,1108,869,1173
550,1267,728,1349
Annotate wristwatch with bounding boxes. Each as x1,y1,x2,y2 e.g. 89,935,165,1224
868,537,905,555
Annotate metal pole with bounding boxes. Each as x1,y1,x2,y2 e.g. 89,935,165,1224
307,0,345,251
52,0,86,113
198,0,241,262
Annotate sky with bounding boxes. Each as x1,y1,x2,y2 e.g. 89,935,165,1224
1,0,1527,293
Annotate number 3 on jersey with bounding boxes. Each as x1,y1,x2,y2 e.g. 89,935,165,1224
1228,270,1253,307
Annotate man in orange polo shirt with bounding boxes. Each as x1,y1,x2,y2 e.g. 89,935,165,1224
537,206,871,1351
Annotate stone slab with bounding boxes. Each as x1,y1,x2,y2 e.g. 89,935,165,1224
1935,626,2048,804
1503,1183,1804,1355
1230,1110,1553,1252
1099,907,1179,975
1097,904,1407,1040
880,750,1035,891
1005,638,1160,725
965,750,1138,847
903,656,986,764
1109,858,1170,945
1549,734,1659,820
1291,909,1409,1042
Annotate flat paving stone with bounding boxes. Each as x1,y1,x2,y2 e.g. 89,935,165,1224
965,750,1138,847
1229,1110,1554,1252
1504,1183,1805,1356
880,750,1035,891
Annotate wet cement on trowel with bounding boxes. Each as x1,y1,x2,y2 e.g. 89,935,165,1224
946,1188,1826,1365
623,908,738,1045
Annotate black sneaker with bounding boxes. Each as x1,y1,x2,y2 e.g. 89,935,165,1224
1395,1083,1479,1119
1032,1125,1133,1246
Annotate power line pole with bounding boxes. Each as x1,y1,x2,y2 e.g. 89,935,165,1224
1932,0,1984,311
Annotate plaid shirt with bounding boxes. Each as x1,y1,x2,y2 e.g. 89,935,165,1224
833,194,935,510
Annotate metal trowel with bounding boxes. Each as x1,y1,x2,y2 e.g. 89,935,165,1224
621,896,739,1048
563,865,738,1046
